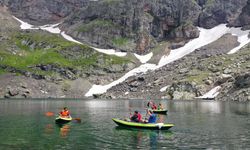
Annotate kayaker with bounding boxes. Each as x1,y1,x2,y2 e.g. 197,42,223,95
130,111,142,122
147,110,157,123
158,103,163,110
151,103,157,110
147,101,152,108
60,107,70,118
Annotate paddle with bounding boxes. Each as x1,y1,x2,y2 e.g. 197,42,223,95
45,112,81,123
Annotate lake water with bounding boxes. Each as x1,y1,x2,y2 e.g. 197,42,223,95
0,99,250,149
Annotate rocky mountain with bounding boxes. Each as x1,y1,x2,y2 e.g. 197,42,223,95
2,0,250,53
1,0,250,101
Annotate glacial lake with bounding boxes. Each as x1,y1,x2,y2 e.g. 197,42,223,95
0,99,250,149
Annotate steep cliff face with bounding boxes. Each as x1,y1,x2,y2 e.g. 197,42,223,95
63,0,201,54
198,0,248,28
1,0,90,24
2,0,250,53
63,0,250,53
235,0,250,29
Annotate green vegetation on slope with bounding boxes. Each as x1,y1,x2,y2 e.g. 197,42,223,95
111,37,130,47
77,19,120,33
181,44,250,84
0,31,131,77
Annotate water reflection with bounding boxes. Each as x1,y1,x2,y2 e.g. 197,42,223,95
44,124,54,134
44,123,71,138
115,127,173,149
157,114,165,123
58,124,71,138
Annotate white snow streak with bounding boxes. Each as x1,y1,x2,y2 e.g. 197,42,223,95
61,31,83,45
158,24,229,68
13,16,38,30
85,63,157,96
13,16,127,57
134,52,153,63
40,23,61,34
91,47,127,57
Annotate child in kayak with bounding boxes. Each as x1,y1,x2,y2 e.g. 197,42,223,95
60,107,70,118
158,103,163,110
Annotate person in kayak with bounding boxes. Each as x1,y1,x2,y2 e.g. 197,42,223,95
147,110,157,123
147,101,157,110
152,103,157,110
158,103,163,110
60,107,70,118
130,111,142,122
147,101,152,108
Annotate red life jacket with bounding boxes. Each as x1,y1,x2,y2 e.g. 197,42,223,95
138,113,142,121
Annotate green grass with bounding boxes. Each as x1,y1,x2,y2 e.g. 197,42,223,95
77,19,119,33
102,0,121,4
112,37,129,47
0,69,7,75
0,31,131,76
13,32,77,50
184,71,209,84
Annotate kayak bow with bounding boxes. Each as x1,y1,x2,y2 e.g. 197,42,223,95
55,116,72,124
112,118,174,130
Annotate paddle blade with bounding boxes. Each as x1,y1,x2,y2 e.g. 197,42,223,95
73,118,81,123
45,112,54,117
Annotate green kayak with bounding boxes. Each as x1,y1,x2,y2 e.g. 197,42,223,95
55,116,72,124
152,109,168,114
112,118,174,130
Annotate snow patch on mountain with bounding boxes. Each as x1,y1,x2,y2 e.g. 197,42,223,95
134,52,153,63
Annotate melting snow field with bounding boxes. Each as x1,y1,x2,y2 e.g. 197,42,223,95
12,16,250,98
227,27,250,54
157,24,229,68
134,52,153,63
13,16,38,30
91,47,127,57
196,86,222,99
40,23,61,34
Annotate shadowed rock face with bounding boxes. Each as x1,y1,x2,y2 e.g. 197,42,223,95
2,0,90,24
234,0,250,29
198,0,248,29
2,0,250,53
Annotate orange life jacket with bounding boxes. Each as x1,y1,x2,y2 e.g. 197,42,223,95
60,110,69,116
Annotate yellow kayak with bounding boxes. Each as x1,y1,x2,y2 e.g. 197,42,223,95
112,118,174,130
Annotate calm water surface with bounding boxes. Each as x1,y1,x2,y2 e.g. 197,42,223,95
0,99,250,149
